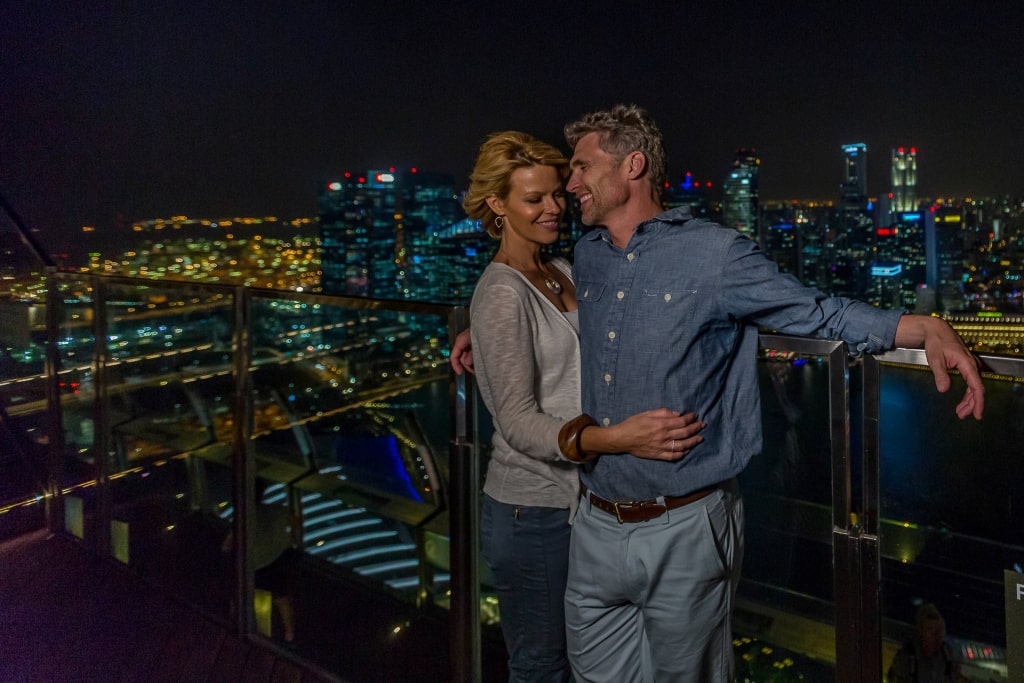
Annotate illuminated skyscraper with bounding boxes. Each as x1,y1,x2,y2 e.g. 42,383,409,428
868,211,927,310
663,171,712,220
721,148,760,242
891,146,918,213
318,169,462,301
760,203,799,277
925,204,966,312
830,142,874,298
839,143,868,218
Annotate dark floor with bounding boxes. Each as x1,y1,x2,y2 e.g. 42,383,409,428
0,529,339,682
0,527,510,683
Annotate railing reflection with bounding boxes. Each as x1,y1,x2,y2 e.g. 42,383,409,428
868,349,1019,682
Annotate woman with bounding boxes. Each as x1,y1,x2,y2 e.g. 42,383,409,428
462,131,703,682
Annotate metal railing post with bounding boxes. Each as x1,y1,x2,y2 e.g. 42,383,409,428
92,275,111,555
231,286,255,637
825,341,862,683
857,353,883,682
43,267,66,533
448,306,480,682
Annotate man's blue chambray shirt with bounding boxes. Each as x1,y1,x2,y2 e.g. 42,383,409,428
573,207,903,501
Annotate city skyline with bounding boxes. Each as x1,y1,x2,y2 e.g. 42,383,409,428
3,2,1023,257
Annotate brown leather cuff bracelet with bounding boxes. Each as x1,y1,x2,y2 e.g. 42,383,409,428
558,414,599,463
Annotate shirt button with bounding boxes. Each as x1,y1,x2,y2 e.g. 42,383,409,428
602,417,611,426
616,291,624,299
608,331,616,340
664,293,672,302
627,253,635,261
603,373,612,383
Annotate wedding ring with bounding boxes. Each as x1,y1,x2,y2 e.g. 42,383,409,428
671,439,676,452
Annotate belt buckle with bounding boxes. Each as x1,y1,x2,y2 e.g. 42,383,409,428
612,500,636,524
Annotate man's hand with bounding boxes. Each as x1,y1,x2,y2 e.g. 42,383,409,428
894,315,984,420
450,328,474,376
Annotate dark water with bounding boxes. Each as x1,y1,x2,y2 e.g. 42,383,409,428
754,359,1023,543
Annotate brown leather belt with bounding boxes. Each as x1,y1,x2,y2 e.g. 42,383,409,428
582,483,717,524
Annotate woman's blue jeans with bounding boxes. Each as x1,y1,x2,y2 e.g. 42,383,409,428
481,495,572,683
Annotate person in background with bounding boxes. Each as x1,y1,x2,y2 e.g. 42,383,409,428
887,603,970,683
462,130,704,682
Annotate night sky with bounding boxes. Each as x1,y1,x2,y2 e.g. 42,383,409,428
2,1,1023,258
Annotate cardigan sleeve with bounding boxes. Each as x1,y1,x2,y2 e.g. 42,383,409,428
470,277,567,462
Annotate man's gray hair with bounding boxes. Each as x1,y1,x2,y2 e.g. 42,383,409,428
564,104,667,190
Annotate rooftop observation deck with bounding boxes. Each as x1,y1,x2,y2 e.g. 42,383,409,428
0,271,1021,682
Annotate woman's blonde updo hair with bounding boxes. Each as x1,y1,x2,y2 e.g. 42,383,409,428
462,131,569,238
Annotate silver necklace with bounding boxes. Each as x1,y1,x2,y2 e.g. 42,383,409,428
499,248,562,294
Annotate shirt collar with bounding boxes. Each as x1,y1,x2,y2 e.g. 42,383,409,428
582,206,695,242
637,206,694,232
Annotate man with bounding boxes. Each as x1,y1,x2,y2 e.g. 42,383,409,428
887,604,970,682
561,104,982,682
452,104,984,682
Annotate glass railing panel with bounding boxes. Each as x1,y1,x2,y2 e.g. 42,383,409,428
735,340,845,679
97,279,237,623
51,276,101,544
238,292,457,672
469,335,846,680
0,305,48,537
877,357,1020,682
468,391,505,655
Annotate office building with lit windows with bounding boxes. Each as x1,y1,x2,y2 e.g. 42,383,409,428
840,143,868,209
863,207,929,310
925,204,967,312
318,169,464,302
829,143,874,297
891,146,918,213
663,171,713,220
721,148,760,242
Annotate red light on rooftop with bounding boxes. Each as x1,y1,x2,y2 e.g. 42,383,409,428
898,147,905,154
910,147,917,154
389,166,395,172
705,182,712,188
344,172,351,178
411,167,418,173
358,177,366,183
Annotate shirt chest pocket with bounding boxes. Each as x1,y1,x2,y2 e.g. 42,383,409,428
632,284,700,350
576,281,606,304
